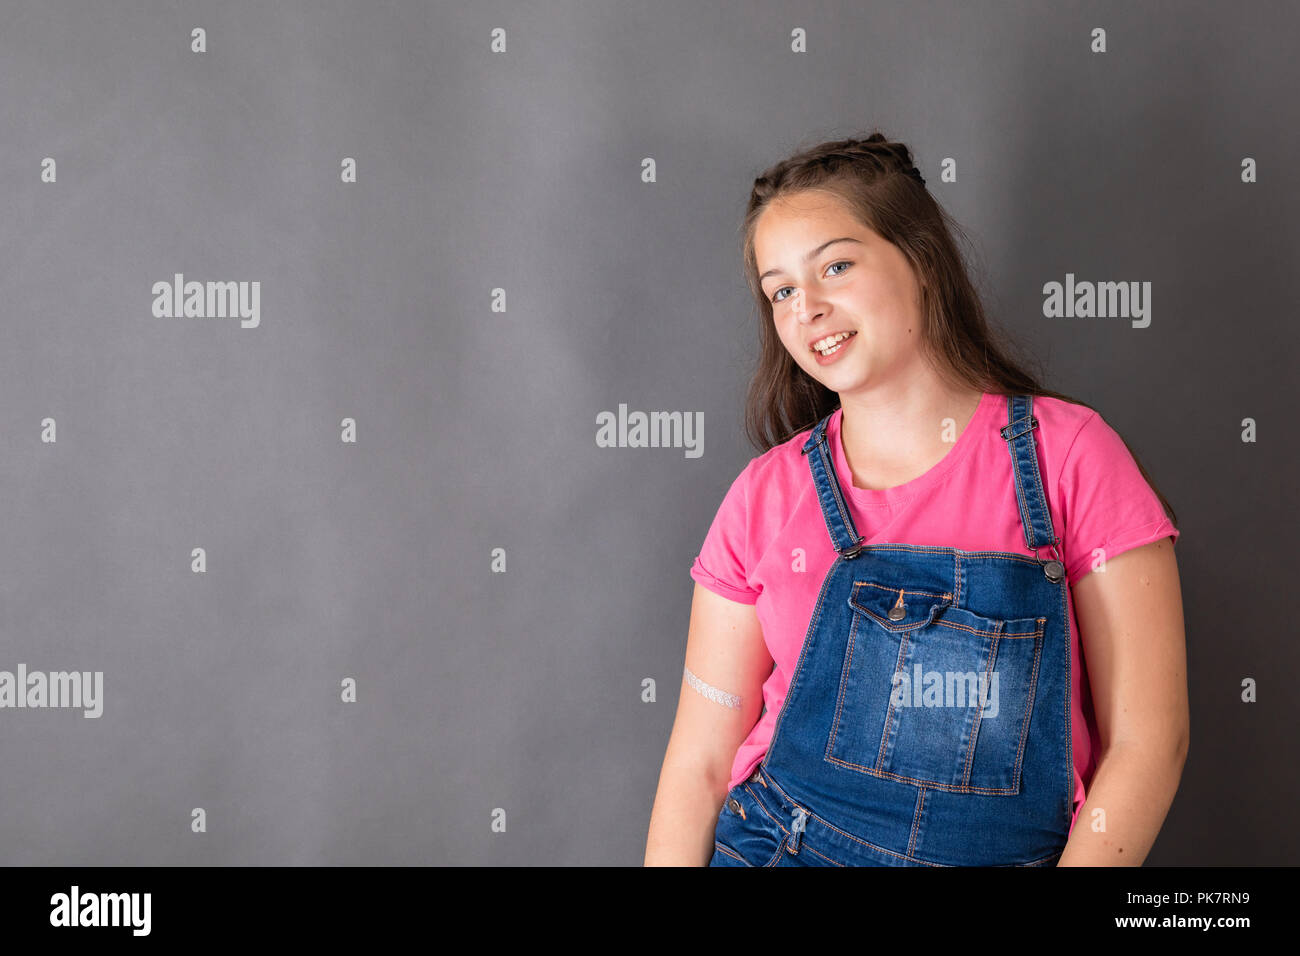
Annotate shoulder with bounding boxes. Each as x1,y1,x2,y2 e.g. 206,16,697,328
741,416,823,500
1024,394,1099,449
1028,394,1178,580
705,417,823,534
1016,394,1107,486
691,419,821,597
1029,395,1142,473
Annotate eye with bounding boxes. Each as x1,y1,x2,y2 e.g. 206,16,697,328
769,260,852,304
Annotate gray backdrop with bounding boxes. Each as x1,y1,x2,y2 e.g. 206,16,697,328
1,0,1294,865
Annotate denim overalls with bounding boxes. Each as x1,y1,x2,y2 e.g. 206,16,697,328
710,394,1073,866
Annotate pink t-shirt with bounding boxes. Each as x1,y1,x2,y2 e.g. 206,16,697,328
689,391,1180,837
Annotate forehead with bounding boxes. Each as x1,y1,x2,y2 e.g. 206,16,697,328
754,192,865,264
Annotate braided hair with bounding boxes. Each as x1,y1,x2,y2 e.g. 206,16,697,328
748,133,928,205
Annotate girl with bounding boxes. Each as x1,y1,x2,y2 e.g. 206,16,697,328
644,133,1188,867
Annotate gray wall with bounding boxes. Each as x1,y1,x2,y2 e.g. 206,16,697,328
0,0,1293,865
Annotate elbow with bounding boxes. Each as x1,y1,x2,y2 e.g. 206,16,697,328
1157,726,1189,781
1170,709,1190,765
1160,723,1189,773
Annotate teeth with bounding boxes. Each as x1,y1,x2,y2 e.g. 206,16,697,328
812,331,855,353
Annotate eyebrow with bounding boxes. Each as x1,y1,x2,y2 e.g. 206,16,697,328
758,237,864,282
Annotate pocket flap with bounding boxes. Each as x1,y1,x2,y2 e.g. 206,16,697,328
848,581,952,630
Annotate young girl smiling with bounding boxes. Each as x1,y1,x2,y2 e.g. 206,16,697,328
646,132,1187,867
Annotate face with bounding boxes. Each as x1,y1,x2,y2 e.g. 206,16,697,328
754,190,926,396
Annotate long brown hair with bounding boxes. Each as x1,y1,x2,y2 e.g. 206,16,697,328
738,130,1177,528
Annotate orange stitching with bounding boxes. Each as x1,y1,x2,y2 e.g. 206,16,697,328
826,611,860,762
799,841,845,867
1011,618,1047,787
907,787,926,856
932,619,1009,638
876,627,911,768
760,769,947,866
853,581,950,601
763,835,789,866
853,544,1044,565
821,756,1021,794
713,841,746,864
963,625,1000,786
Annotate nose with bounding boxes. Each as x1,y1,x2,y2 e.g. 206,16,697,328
788,288,824,324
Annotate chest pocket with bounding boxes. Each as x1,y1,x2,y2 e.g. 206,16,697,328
826,580,1047,795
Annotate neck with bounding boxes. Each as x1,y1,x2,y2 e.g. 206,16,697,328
837,384,985,491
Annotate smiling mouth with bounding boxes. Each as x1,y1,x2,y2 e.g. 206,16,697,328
811,330,857,355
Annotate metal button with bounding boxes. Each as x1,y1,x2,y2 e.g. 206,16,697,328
888,591,906,620
1043,560,1064,583
728,798,742,814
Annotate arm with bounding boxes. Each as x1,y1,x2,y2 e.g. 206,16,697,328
644,583,773,866
1056,537,1189,865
